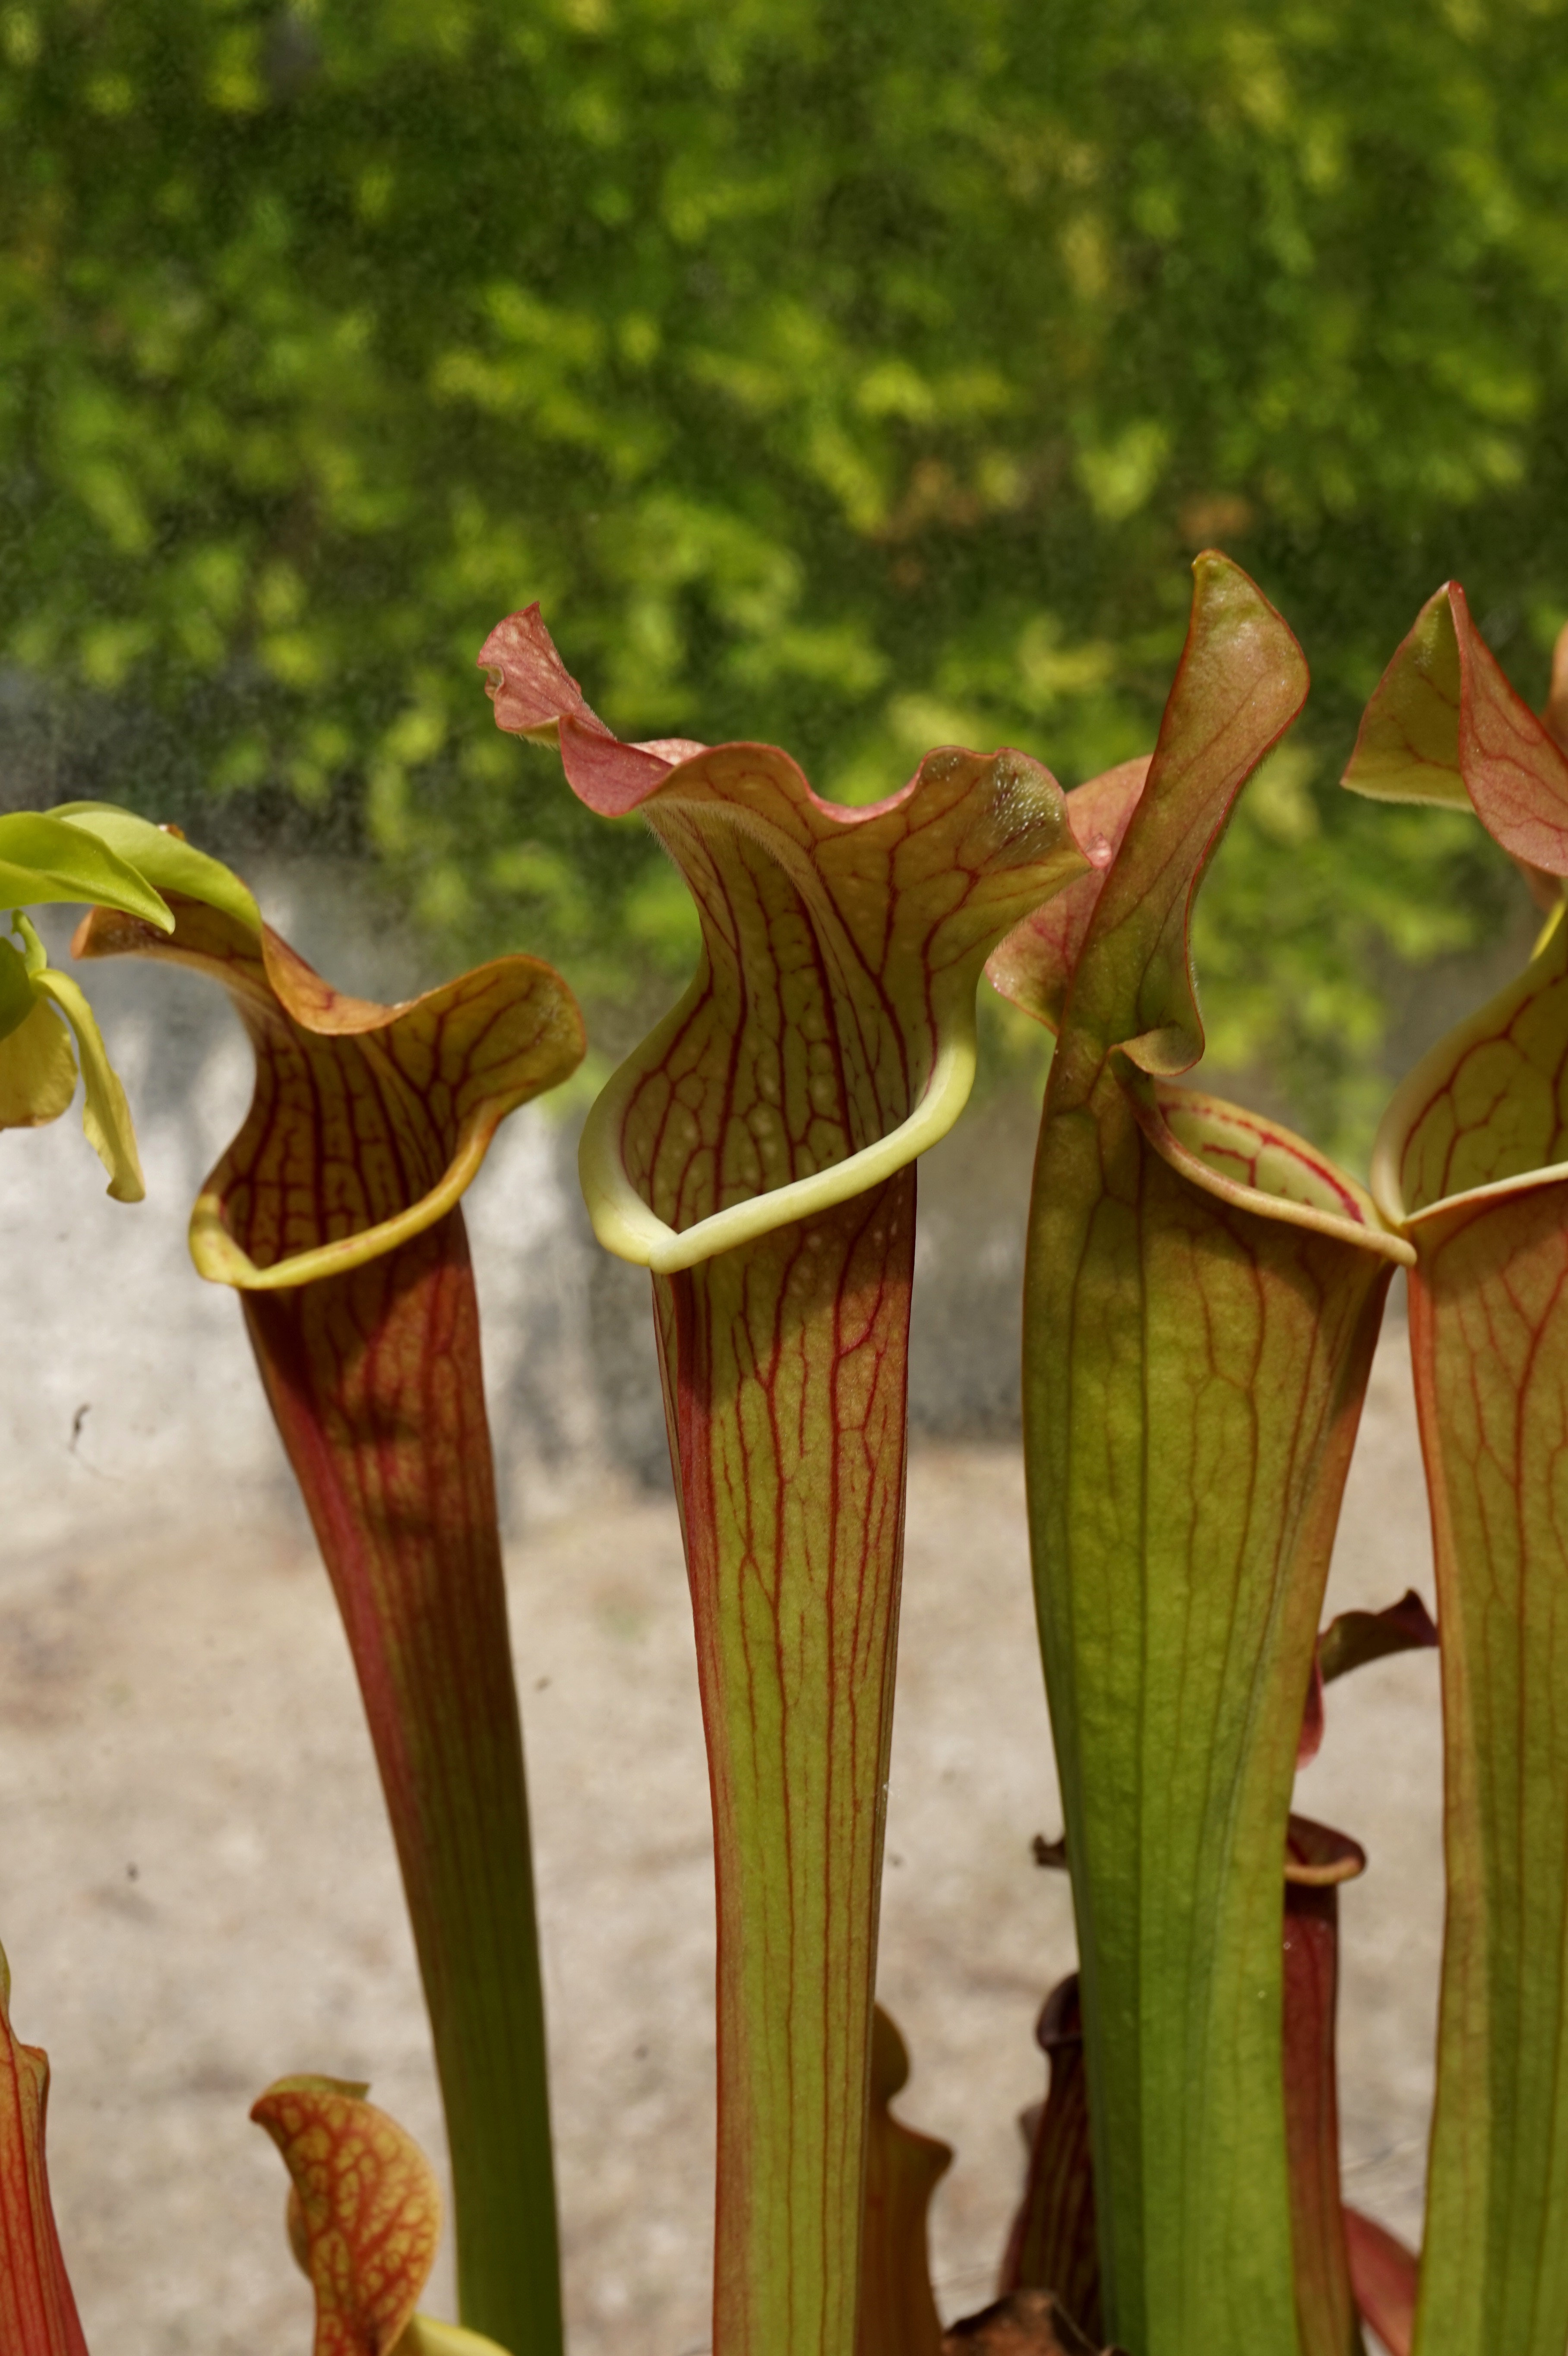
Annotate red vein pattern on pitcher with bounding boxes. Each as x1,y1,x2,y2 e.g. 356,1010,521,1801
1348,591,1568,2356
482,604,1086,2356
252,2074,443,2356
993,556,1411,2356
75,892,584,2356
0,1950,88,2356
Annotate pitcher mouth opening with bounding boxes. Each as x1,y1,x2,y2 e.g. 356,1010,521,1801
579,984,976,1274
1126,1074,1414,1267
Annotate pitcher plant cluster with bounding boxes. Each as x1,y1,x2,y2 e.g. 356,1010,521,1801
3,552,1567,2356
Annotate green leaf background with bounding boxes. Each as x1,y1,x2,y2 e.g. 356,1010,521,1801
0,0,1557,1147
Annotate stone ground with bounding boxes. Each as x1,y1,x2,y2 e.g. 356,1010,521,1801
0,1309,1440,2356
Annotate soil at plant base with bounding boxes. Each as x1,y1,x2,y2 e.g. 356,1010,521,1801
0,1318,1438,2356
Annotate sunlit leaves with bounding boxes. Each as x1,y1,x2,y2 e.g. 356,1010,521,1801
0,985,76,1130
0,812,172,931
48,804,261,937
0,806,193,1194
1,0,1559,1122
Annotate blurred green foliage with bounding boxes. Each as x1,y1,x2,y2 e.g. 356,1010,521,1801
2,0,1563,1142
